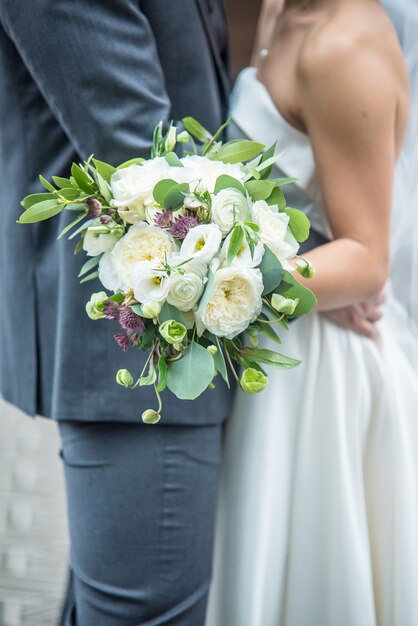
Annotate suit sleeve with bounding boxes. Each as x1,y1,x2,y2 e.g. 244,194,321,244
0,0,173,162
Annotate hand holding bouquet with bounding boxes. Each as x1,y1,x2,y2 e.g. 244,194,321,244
18,118,316,422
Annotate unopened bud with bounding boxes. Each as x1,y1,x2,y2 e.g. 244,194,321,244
164,126,177,153
86,197,102,218
177,131,190,144
141,301,162,319
207,345,218,356
142,409,161,425
271,293,299,315
296,258,316,279
116,369,134,388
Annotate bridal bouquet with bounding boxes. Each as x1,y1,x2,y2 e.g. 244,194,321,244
18,118,316,422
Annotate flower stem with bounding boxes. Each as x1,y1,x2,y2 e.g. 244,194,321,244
223,340,241,385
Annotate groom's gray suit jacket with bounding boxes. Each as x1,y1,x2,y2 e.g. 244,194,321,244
0,0,234,424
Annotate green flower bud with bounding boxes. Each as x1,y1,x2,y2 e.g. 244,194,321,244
240,368,268,394
207,345,218,356
164,126,177,152
177,130,190,144
116,369,134,388
159,319,187,345
142,409,161,424
86,291,108,320
296,258,316,279
271,293,299,315
141,301,162,319
110,224,125,240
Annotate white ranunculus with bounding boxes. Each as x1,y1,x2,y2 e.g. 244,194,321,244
211,188,250,234
166,258,207,311
179,224,222,266
112,223,176,288
252,200,299,266
131,262,172,304
180,155,245,193
196,266,264,339
110,158,170,219
98,252,124,293
220,232,265,268
83,219,120,257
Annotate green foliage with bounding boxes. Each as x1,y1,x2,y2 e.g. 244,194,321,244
258,247,284,295
239,346,300,369
282,207,310,242
216,140,265,164
182,117,212,143
214,174,246,195
166,341,215,400
18,199,63,224
245,179,275,201
227,225,244,265
276,270,317,316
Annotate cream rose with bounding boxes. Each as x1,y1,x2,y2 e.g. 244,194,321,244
197,266,264,339
110,158,170,219
82,219,120,257
220,232,265,268
98,252,124,293
252,200,299,266
112,223,175,288
131,262,172,304
166,258,207,311
211,188,250,234
180,155,245,193
179,224,222,266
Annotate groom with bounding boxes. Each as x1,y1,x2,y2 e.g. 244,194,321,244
0,1,233,625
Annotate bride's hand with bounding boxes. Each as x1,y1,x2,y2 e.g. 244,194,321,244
323,290,386,340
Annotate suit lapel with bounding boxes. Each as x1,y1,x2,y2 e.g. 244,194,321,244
195,0,230,106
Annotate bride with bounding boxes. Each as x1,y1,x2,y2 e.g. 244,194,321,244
206,1,418,625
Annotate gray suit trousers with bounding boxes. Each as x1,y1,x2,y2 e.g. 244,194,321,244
58,421,222,626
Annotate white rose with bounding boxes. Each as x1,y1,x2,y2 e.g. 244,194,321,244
131,262,172,304
98,252,124,293
83,219,119,257
211,189,250,234
112,223,176,288
180,155,245,193
166,258,207,311
220,232,265,268
197,266,264,339
179,224,222,265
110,158,170,219
252,200,299,266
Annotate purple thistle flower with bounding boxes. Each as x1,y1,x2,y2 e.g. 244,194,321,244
169,215,201,240
103,300,120,320
113,333,130,352
155,210,174,230
86,197,102,218
118,307,145,334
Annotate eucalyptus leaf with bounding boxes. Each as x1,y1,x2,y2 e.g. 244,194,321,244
245,179,275,201
216,140,265,164
167,341,215,400
275,270,317,316
267,186,286,210
258,247,284,295
159,303,186,326
153,178,178,206
164,182,189,210
214,174,246,195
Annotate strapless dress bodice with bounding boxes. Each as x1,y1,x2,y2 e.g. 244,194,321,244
230,67,332,240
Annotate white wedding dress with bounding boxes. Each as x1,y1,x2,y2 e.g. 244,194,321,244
206,67,418,626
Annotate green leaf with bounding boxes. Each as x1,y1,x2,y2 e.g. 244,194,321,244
167,341,215,400
182,117,212,143
65,202,89,211
116,158,144,170
159,303,186,326
138,363,157,387
71,164,95,193
92,159,116,183
282,207,310,243
68,218,95,240
165,152,184,167
163,182,189,210
78,255,101,277
57,188,88,201
52,176,75,189
214,174,246,195
21,192,54,210
227,225,244,265
245,180,275,201
139,324,157,351
18,200,63,224
153,178,178,206
197,269,214,313
95,172,112,203
267,186,286,210
212,336,229,386
239,346,300,369
276,270,317,316
203,116,232,155
216,140,265,164
79,270,99,284
58,213,86,240
157,355,168,392
39,175,55,192
273,177,299,187
255,312,282,344
258,247,284,295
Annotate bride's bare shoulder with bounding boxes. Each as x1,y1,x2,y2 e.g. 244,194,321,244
297,4,408,118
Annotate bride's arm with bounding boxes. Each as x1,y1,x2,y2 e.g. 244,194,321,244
293,36,407,312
